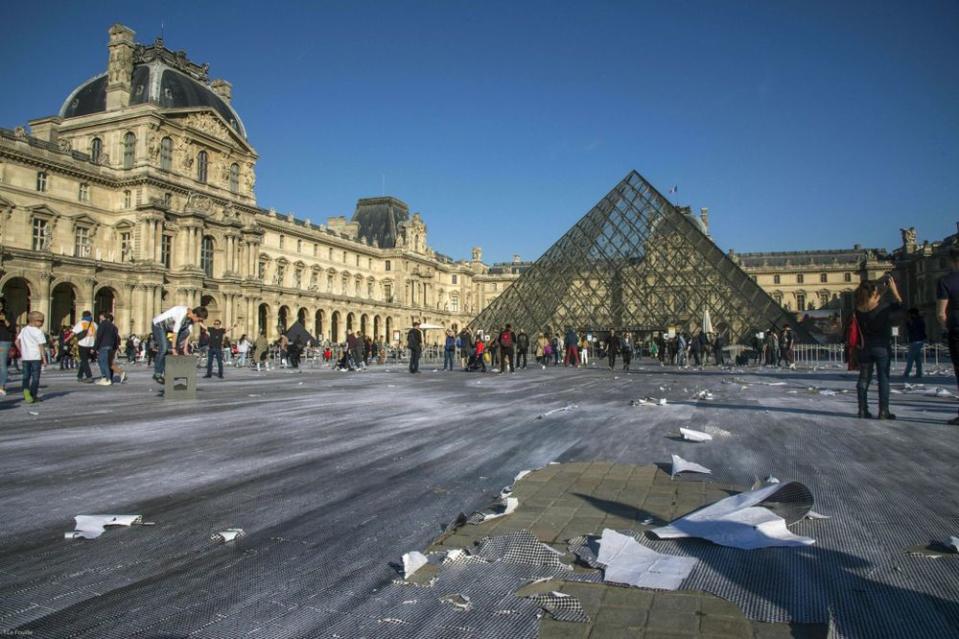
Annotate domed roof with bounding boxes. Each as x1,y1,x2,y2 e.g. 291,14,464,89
59,60,246,138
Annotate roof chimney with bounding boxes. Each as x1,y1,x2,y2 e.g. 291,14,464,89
106,24,135,111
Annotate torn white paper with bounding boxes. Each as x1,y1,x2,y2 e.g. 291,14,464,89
671,454,712,477
596,528,697,590
679,428,713,442
948,537,959,553
514,469,532,482
403,551,429,579
806,511,831,520
473,497,520,523
695,390,714,400
66,515,142,540
211,528,245,543
652,482,816,549
444,549,468,563
440,593,472,611
538,404,578,419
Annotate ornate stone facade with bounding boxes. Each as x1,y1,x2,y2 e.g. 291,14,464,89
730,246,893,312
0,24,518,345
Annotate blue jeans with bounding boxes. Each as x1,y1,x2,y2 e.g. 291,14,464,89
0,341,10,389
857,345,891,412
903,341,923,378
97,347,113,380
153,323,169,375
443,349,454,370
21,360,41,397
206,348,224,377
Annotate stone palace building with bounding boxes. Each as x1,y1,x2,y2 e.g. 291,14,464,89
0,24,518,344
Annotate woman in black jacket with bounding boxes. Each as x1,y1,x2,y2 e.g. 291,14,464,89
854,275,902,419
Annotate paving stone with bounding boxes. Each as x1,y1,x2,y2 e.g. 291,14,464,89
602,586,655,609
539,618,592,639
646,608,701,634
651,592,703,613
594,605,650,627
699,614,752,637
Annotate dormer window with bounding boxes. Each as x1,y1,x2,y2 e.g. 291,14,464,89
196,151,208,183
123,132,136,169
90,137,102,164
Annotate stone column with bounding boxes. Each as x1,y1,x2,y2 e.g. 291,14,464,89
37,274,52,332
82,278,97,318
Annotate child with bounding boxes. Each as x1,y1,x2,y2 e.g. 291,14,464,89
16,311,47,403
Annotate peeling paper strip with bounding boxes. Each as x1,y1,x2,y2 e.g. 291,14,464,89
66,515,143,540
211,528,245,543
806,511,830,520
514,470,532,482
949,537,959,553
652,482,815,549
403,551,429,579
679,428,712,442
670,454,712,477
596,528,697,590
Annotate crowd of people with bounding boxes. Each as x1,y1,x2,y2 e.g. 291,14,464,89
1,247,958,427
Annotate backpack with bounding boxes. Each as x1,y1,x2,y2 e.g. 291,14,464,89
499,331,513,348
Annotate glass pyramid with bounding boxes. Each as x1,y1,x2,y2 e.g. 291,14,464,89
469,171,803,343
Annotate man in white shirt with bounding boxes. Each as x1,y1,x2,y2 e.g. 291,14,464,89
17,311,47,404
71,310,97,383
151,305,208,383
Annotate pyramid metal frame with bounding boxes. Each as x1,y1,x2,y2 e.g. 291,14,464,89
469,171,805,343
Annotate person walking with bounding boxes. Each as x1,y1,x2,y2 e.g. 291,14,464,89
93,311,121,386
236,334,251,368
497,324,516,373
407,321,423,374
204,319,232,379
71,310,97,383
151,305,208,384
621,333,633,371
254,330,270,371
443,329,456,371
458,328,473,369
535,333,548,368
515,329,529,370
0,309,12,397
902,308,926,379
854,275,902,419
607,330,620,370
563,327,579,367
16,311,47,403
936,246,959,425
579,335,590,367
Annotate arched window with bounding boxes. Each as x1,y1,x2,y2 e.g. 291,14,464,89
90,137,102,164
197,150,208,183
229,163,239,194
201,236,215,277
160,137,173,171
123,132,136,168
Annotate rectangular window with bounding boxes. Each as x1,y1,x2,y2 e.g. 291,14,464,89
820,273,828,283
161,235,172,269
313,244,318,257
297,239,302,253
163,192,172,207
844,272,852,282
385,260,391,271
796,294,806,311
773,274,781,284
36,171,47,192
367,282,373,298
328,247,333,260
32,218,47,251
124,190,132,208
78,183,90,202
120,232,132,261
279,235,285,249
74,227,90,257
294,269,303,288
451,274,458,285
797,273,804,284
384,283,392,301
355,254,360,267
450,296,459,312
342,250,347,263
327,274,333,291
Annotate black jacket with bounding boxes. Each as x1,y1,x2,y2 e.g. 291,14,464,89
93,319,119,351
407,328,423,350
516,332,529,351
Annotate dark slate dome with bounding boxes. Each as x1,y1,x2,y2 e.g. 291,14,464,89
60,61,247,138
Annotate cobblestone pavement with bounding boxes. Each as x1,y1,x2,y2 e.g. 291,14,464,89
0,362,956,638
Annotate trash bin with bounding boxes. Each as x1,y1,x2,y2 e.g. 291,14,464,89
164,355,198,400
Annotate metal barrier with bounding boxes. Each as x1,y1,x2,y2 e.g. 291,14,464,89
792,342,953,372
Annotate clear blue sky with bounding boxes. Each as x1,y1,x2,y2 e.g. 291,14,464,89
2,1,957,264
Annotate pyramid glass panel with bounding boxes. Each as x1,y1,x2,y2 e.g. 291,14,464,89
469,171,804,342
